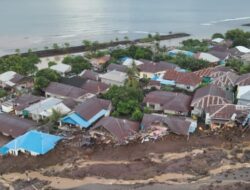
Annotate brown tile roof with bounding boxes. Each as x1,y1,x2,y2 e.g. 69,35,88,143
0,113,36,138
14,94,44,111
107,64,127,73
144,91,191,113
80,70,99,81
194,67,213,78
164,70,202,86
208,50,230,61
141,114,191,136
191,84,230,109
60,77,87,88
236,73,250,86
62,98,78,110
138,60,178,73
91,55,111,66
212,71,239,88
81,80,109,94
194,66,233,78
45,82,87,99
10,73,25,84
92,116,140,142
74,98,111,120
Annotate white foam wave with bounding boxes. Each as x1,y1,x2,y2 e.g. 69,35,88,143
134,31,150,34
117,30,129,34
201,16,250,26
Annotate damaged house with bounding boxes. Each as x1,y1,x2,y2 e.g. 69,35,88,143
205,104,250,129
144,91,192,116
91,116,140,144
141,114,197,138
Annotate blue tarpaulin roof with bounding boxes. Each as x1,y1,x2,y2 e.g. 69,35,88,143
0,130,62,156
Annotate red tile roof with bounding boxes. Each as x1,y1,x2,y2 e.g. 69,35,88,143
164,70,202,86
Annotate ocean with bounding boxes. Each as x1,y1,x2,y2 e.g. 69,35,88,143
0,0,250,55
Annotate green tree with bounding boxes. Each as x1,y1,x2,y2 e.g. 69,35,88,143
48,61,57,67
131,108,143,121
225,29,250,47
49,109,62,124
212,33,224,39
102,86,144,118
52,43,60,50
63,55,91,74
0,89,7,98
126,61,139,88
226,58,244,72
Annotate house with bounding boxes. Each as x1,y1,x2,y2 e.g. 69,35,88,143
167,49,194,57
205,104,250,129
230,46,250,58
99,70,128,86
191,84,232,116
90,55,111,69
208,49,230,64
235,46,250,54
1,101,14,113
0,130,62,156
81,80,109,95
60,76,87,88
13,94,44,115
236,73,250,87
144,91,192,116
24,97,72,121
79,70,99,81
122,58,143,67
237,85,250,106
195,52,220,64
194,66,235,82
241,53,250,65
138,60,179,79
211,38,225,44
0,113,36,138
163,70,202,92
141,114,197,136
60,98,112,129
92,116,140,143
45,82,89,101
107,63,127,73
211,71,239,90
50,63,72,76
0,71,33,90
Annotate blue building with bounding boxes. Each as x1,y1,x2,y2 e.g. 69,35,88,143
0,130,62,156
60,98,112,129
168,49,194,57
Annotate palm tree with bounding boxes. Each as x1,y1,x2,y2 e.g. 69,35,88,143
124,36,129,41
15,49,20,54
52,43,60,50
126,61,139,88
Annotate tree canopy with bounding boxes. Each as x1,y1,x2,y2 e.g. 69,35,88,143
0,54,39,75
62,55,91,74
181,39,209,52
101,85,144,121
111,45,153,61
225,29,250,47
34,68,61,90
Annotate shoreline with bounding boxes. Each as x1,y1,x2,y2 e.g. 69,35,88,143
1,33,190,58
